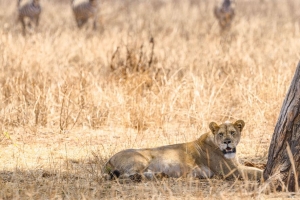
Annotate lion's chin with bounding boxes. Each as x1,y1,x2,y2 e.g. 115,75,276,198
224,153,236,159
221,147,236,159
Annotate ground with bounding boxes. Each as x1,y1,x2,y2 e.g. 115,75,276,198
0,0,300,199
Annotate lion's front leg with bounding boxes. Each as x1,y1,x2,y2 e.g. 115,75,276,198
238,166,263,181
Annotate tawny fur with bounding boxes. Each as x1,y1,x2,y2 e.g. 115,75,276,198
104,120,263,182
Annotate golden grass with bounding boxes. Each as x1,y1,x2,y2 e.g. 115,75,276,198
0,0,300,198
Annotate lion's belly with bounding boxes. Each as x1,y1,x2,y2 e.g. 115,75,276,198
146,159,214,178
146,160,190,178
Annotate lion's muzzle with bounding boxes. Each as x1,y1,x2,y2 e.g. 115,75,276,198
220,139,237,159
222,146,236,159
222,147,236,154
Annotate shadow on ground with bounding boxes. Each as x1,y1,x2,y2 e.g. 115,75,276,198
0,155,271,199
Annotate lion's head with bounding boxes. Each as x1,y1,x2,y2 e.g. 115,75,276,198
209,120,245,159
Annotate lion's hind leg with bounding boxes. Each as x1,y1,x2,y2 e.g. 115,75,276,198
105,169,144,182
110,171,168,182
126,171,169,182
143,171,169,180
105,149,152,182
129,173,143,182
110,172,144,182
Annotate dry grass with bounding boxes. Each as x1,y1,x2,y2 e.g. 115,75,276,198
0,0,300,198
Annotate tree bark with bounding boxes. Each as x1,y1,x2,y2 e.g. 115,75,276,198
263,61,300,192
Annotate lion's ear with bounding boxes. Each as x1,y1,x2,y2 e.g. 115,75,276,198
209,122,219,134
234,120,245,132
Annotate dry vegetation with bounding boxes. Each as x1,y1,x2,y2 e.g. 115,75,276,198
0,0,300,198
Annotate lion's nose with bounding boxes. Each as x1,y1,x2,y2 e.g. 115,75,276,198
223,139,231,144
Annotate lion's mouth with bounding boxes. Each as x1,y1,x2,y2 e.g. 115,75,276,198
222,147,236,154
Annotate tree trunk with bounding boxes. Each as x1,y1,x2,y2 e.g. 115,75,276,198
263,61,300,192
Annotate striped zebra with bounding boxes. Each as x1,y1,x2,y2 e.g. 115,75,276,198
71,0,99,30
17,0,42,35
214,0,235,31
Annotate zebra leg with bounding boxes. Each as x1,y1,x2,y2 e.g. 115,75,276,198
93,18,97,30
77,19,88,28
76,20,82,28
76,19,84,28
35,16,39,27
28,20,32,29
75,16,81,28
81,19,88,27
19,16,26,35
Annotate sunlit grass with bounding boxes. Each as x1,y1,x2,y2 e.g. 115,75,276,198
0,0,299,198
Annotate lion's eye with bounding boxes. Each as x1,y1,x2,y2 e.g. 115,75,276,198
230,131,235,136
219,133,224,137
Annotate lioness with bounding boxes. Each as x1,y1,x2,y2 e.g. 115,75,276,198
105,120,263,182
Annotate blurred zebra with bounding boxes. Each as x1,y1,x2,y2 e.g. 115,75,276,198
17,0,42,35
71,0,99,30
214,0,235,31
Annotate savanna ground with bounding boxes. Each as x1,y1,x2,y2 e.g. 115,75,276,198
0,0,300,199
